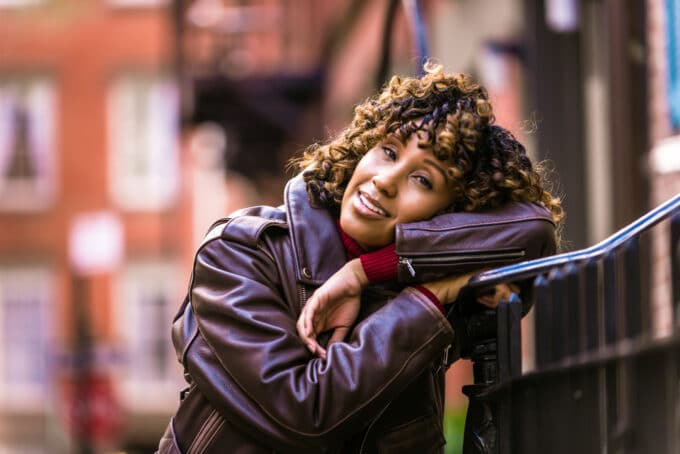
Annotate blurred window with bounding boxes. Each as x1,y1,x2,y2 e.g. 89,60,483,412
0,0,44,7
0,265,52,410
107,0,168,6
0,76,56,211
107,74,179,211
114,260,182,410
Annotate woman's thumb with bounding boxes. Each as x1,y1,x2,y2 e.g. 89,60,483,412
328,326,350,346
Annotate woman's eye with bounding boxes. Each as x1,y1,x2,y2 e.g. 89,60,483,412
414,175,433,190
382,147,397,160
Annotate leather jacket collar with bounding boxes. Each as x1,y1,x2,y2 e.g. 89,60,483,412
284,174,347,286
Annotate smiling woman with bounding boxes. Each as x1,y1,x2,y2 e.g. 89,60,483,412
157,63,562,454
340,134,456,249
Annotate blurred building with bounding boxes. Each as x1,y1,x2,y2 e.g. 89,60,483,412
517,0,679,337
0,0,189,452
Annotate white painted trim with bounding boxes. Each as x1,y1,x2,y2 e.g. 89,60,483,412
650,135,680,174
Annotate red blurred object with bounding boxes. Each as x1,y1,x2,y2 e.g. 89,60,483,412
61,373,123,444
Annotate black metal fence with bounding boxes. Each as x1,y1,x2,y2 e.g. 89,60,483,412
460,193,680,454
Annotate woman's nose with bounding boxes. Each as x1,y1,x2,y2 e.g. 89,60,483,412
372,172,397,197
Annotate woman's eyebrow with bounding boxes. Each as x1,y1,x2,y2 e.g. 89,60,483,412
384,136,404,146
424,158,449,182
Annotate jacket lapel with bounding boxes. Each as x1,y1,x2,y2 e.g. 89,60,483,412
284,175,347,285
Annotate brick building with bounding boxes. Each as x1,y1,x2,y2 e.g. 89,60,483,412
0,1,189,451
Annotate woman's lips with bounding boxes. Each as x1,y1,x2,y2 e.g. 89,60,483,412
356,191,389,217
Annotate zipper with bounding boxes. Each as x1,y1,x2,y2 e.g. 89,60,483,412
298,284,308,312
399,249,526,278
435,344,452,374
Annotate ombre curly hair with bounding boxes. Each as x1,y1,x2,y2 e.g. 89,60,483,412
291,62,563,224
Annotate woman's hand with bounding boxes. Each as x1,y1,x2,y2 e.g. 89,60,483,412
475,282,521,309
422,273,521,309
297,258,368,360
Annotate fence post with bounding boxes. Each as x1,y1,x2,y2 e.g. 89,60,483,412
460,293,524,454
624,237,642,337
461,309,498,454
496,295,522,453
672,212,680,324
533,275,551,367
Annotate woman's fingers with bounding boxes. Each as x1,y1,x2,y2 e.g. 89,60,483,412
328,326,350,346
297,292,331,358
476,283,522,308
297,298,318,352
477,294,497,308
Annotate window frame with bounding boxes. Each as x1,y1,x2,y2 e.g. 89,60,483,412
0,264,54,411
112,259,183,411
0,75,57,212
106,72,180,212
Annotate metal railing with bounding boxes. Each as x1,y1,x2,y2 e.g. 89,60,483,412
458,193,680,454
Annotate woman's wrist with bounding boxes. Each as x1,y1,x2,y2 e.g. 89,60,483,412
420,281,449,305
347,258,369,288
413,285,445,314
359,244,398,283
421,273,474,305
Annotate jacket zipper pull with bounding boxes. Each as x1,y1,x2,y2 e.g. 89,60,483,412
434,344,452,374
442,344,451,368
399,257,416,277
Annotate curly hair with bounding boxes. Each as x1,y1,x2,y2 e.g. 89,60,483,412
291,62,563,225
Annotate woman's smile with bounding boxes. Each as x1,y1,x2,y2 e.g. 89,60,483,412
355,191,390,218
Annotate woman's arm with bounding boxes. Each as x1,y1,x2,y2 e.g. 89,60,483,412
182,235,454,451
297,202,554,354
297,261,518,357
395,201,557,283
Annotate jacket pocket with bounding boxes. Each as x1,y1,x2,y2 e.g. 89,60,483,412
375,413,446,453
398,248,526,283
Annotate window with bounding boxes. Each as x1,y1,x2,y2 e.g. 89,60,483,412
0,0,44,7
114,260,182,410
0,266,52,410
107,74,179,211
107,0,168,7
0,76,56,211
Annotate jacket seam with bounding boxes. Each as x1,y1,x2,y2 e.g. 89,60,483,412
283,179,305,283
405,287,454,331
180,223,233,366
399,215,555,234
180,217,287,366
187,408,223,454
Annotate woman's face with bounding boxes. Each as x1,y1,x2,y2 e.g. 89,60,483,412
340,133,455,249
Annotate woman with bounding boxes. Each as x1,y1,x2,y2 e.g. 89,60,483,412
158,63,562,453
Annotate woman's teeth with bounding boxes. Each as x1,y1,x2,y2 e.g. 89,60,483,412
359,193,387,216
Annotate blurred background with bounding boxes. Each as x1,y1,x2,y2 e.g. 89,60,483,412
0,0,678,452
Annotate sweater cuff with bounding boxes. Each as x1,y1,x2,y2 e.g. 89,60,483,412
360,244,398,283
413,285,445,314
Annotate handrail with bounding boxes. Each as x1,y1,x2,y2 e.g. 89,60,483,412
467,192,680,288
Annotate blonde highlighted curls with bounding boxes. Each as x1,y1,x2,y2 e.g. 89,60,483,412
291,62,563,224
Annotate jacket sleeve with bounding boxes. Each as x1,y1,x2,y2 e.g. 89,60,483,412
395,201,557,283
182,233,454,451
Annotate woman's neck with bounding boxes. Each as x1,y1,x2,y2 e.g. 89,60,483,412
335,220,366,260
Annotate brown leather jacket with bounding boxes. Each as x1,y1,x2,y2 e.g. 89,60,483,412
157,175,556,454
